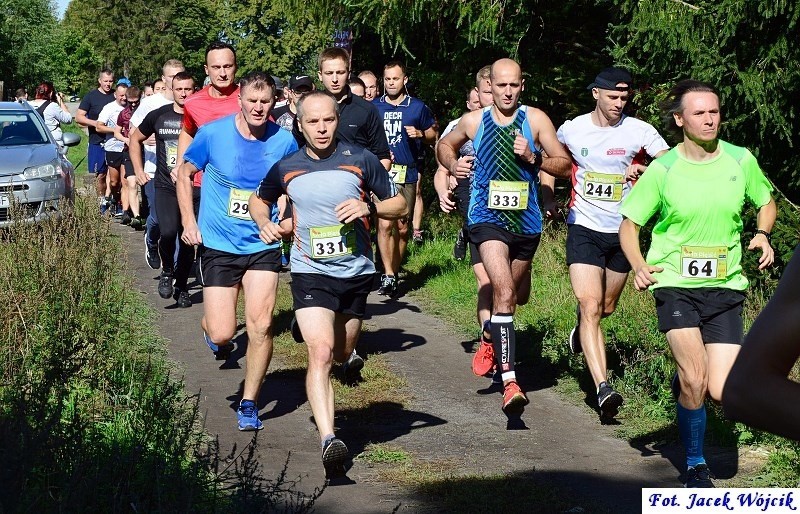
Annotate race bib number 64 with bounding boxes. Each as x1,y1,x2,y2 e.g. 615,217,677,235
681,246,728,279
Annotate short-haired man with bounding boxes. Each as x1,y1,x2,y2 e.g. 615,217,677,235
177,72,298,430
14,88,28,101
129,59,187,269
95,83,127,215
271,74,314,132
374,61,438,296
358,70,379,101
250,91,407,477
114,85,143,227
76,69,115,206
438,58,571,414
558,67,669,420
130,72,195,307
348,76,366,97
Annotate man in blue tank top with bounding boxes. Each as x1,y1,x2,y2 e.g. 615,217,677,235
176,72,298,432
437,58,571,415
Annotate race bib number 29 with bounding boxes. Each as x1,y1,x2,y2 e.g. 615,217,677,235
488,180,528,210
227,188,252,220
681,246,728,279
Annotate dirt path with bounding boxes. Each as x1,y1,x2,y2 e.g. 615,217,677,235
116,224,706,512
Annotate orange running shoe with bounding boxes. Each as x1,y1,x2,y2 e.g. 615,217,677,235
502,381,529,414
471,338,496,376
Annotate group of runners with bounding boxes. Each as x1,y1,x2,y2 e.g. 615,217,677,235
77,40,782,486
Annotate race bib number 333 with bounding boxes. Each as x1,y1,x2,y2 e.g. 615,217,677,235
227,188,252,220
310,224,355,259
583,172,624,202
681,246,728,279
488,180,528,210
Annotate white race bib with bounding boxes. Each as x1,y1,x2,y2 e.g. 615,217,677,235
583,172,624,202
389,164,407,184
227,188,252,220
488,180,529,210
309,224,354,259
680,246,728,279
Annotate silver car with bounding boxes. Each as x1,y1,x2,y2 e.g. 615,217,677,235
0,101,80,226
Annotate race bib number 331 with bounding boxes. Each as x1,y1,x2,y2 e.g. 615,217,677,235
681,246,728,279
310,224,355,259
227,188,252,220
488,180,528,210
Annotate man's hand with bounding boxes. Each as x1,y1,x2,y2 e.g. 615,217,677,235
135,170,150,186
633,264,663,291
513,134,536,164
438,187,456,213
625,163,647,181
748,233,775,270
170,168,179,184
258,221,283,245
335,198,369,224
450,155,474,180
181,224,202,246
404,126,423,139
542,199,560,221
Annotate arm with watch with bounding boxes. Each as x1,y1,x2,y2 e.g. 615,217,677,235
748,197,777,270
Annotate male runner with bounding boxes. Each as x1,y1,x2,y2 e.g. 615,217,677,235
95,83,127,215
130,72,196,308
619,79,775,486
76,69,115,205
558,67,669,420
358,70,379,101
271,74,314,132
374,61,438,296
115,85,143,228
250,91,406,477
438,58,571,414
176,72,298,430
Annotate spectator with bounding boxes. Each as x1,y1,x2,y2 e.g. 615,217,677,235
29,81,73,144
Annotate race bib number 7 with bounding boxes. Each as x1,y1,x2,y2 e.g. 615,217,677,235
681,246,728,279
389,164,407,184
310,224,355,259
227,188,252,220
583,172,624,202
488,180,529,210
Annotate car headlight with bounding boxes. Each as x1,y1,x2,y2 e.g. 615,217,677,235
23,160,61,179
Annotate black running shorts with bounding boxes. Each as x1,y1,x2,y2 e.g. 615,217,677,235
291,272,373,317
199,247,281,287
653,287,745,344
105,150,123,168
467,223,541,262
566,223,631,273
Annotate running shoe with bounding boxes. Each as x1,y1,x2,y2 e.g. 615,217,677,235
685,464,715,488
174,289,192,308
342,350,364,380
290,316,303,343
453,228,466,261
121,211,132,225
204,331,233,361
597,384,624,419
145,235,161,270
158,272,174,299
130,216,144,230
671,372,680,401
502,381,528,414
322,437,349,479
568,304,582,354
377,275,396,296
237,399,263,431
472,337,496,377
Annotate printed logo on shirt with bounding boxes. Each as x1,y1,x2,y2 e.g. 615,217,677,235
383,111,404,147
607,148,626,156
581,147,589,157
342,149,352,156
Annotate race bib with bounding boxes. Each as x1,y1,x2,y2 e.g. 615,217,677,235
389,164,407,184
680,246,728,279
227,188,252,220
583,172,624,202
166,144,177,169
310,224,354,259
488,180,528,210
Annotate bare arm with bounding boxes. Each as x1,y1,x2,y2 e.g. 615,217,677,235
529,108,571,179
434,165,456,213
724,244,800,441
249,193,284,245
175,129,194,182
336,192,408,223
177,160,201,245
619,218,663,291
539,171,557,219
75,109,93,129
95,121,115,135
747,197,777,270
626,149,669,181
436,111,478,179
128,129,149,186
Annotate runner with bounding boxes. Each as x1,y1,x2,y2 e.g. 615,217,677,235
76,69,115,206
437,58,571,414
176,72,298,430
271,74,314,132
129,72,196,307
358,70,379,101
95,83,127,216
557,67,669,420
250,91,406,477
619,79,775,486
348,76,366,97
374,61,438,296
114,85,143,228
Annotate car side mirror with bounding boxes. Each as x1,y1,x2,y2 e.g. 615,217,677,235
62,132,81,147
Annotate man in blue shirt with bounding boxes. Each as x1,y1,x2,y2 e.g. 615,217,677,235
176,71,298,431
374,61,438,296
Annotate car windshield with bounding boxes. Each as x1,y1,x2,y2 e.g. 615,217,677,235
0,112,49,146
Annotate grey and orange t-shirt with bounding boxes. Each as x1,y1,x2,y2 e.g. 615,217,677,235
257,142,397,277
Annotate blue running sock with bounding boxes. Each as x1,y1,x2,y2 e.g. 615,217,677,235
677,402,706,468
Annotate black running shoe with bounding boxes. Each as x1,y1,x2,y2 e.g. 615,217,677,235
342,350,364,380
685,464,715,488
145,234,161,270
453,228,467,261
290,316,304,343
377,275,396,296
322,437,349,479
158,272,174,299
121,211,132,225
175,289,192,308
568,304,582,354
598,384,623,419
130,216,143,230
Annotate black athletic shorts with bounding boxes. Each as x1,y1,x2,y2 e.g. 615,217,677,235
105,150,123,168
566,223,631,273
653,287,746,344
468,223,541,262
122,151,135,178
453,178,471,218
199,247,281,287
291,272,373,317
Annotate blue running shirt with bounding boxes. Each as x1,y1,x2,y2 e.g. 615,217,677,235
373,95,436,184
183,114,298,255
469,105,543,235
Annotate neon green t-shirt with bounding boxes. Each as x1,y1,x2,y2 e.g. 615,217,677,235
619,140,773,291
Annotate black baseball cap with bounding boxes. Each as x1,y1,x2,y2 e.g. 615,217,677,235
588,67,632,91
289,75,313,90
